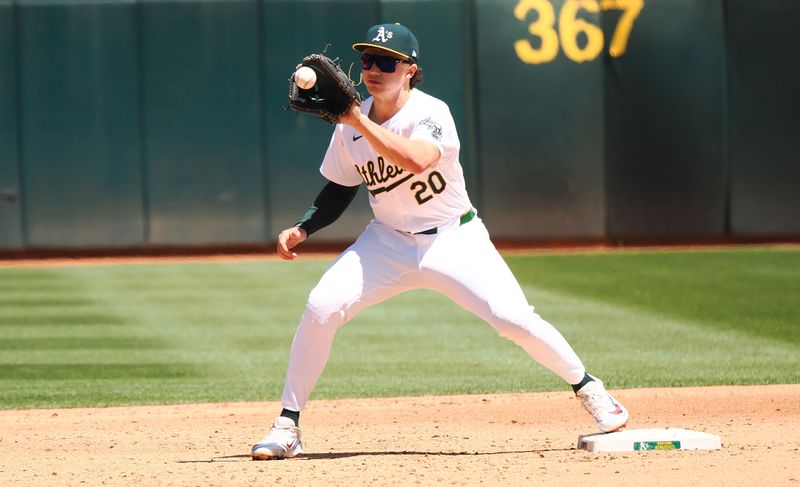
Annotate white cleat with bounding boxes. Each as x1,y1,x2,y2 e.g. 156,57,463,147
576,376,629,433
251,416,303,460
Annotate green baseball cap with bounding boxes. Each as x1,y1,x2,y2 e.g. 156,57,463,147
352,23,419,62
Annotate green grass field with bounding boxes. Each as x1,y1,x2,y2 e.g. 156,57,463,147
1,247,798,409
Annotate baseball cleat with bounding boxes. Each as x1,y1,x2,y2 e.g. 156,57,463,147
576,375,629,433
251,416,303,460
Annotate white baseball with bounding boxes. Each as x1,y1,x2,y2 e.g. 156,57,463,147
294,66,316,89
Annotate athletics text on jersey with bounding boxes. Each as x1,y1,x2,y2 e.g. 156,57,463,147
320,89,472,234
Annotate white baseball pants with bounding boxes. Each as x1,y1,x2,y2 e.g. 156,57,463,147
281,216,586,411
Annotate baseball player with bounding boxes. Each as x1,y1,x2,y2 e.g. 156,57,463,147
252,23,629,460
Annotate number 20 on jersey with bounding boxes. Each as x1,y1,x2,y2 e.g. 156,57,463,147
514,0,644,64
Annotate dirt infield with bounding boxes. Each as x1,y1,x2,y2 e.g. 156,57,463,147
1,385,798,486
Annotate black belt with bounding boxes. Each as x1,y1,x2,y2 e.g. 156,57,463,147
415,208,476,235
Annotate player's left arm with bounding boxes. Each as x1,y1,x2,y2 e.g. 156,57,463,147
339,104,440,174
295,180,360,236
276,180,359,260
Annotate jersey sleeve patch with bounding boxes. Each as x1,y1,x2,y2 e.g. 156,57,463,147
419,117,443,141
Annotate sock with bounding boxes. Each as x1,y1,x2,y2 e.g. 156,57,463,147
571,372,594,393
280,408,300,426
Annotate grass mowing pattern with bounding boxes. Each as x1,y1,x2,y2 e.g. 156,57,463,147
508,247,800,344
1,247,798,409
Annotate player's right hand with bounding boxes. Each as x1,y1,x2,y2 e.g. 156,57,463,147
277,226,308,260
338,100,363,127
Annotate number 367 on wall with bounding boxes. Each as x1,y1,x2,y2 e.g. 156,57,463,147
514,0,644,64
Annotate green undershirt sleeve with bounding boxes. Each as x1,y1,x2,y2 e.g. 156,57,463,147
295,181,360,236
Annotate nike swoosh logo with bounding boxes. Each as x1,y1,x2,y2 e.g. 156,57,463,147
610,404,624,415
353,134,363,141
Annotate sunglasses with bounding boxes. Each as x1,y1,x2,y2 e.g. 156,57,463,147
360,54,411,73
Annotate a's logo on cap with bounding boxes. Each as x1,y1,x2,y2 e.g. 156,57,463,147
412,50,417,58
372,26,393,43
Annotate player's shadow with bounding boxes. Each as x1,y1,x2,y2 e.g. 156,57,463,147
178,448,571,463
299,448,572,460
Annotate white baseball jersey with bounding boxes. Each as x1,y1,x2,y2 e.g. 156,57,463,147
280,88,588,414
320,89,472,234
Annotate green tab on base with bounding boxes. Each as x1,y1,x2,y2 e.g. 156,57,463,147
634,441,681,451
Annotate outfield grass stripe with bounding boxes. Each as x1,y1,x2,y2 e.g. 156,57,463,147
0,337,167,350
0,349,226,365
519,284,800,386
507,248,800,344
0,364,203,380
0,297,92,306
0,326,140,339
0,313,124,326
0,378,285,408
0,269,85,291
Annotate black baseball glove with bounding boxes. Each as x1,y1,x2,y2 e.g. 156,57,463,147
288,53,362,124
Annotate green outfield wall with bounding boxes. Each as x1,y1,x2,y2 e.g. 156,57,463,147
0,0,797,250
725,0,800,237
477,0,606,239
604,0,727,240
18,0,145,247
0,1,23,248
141,0,265,245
